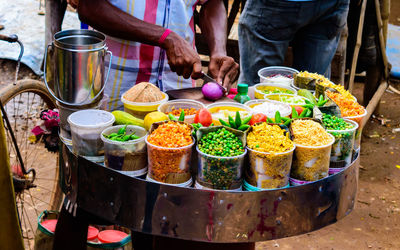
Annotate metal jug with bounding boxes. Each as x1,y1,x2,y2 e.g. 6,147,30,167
44,29,112,106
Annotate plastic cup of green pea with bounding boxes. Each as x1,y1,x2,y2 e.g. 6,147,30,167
196,128,246,190
323,116,358,168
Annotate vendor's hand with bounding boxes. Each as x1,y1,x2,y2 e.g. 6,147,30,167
208,54,239,91
163,32,203,80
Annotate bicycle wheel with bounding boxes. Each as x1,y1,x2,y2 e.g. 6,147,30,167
0,79,63,249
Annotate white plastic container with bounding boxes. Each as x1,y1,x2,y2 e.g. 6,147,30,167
157,99,205,124
101,125,148,177
68,109,115,162
258,66,299,87
244,99,291,118
57,101,101,146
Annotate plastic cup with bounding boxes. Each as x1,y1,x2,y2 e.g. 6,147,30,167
326,119,358,168
257,66,299,87
343,108,367,153
196,146,246,190
246,146,295,189
121,92,169,119
68,109,115,162
101,125,148,177
57,101,101,145
145,136,194,184
254,83,297,99
157,99,205,124
291,133,335,181
244,99,291,118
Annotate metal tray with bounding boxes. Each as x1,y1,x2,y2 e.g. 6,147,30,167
60,143,359,243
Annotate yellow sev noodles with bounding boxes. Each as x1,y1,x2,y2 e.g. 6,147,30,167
247,123,293,153
297,71,356,101
291,120,332,146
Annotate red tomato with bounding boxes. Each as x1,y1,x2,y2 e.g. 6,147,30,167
290,106,303,118
249,113,267,126
194,108,212,127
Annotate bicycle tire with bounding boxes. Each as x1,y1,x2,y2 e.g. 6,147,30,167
0,79,63,249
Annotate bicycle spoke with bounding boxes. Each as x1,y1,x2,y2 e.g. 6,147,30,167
28,190,39,219
23,92,31,164
32,184,57,195
29,196,52,208
23,206,34,249
34,177,58,181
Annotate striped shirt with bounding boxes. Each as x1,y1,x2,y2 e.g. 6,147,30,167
105,0,207,110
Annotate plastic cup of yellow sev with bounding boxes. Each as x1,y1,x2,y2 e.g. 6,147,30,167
290,119,335,182
246,147,295,190
245,123,295,190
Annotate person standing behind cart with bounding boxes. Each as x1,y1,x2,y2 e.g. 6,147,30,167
238,0,350,85
67,0,239,110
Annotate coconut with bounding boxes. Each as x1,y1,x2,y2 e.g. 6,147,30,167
124,82,164,102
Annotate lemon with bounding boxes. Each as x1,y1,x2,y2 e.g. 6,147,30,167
144,111,168,131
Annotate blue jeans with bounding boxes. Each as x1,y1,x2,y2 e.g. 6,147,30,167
238,0,350,85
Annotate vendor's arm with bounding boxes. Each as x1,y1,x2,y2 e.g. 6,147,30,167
200,0,239,90
77,0,202,79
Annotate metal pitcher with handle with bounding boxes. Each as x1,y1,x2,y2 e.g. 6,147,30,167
44,29,112,106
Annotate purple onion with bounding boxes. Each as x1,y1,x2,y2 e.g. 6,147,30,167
202,82,224,101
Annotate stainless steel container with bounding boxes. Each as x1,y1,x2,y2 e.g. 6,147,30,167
44,29,112,106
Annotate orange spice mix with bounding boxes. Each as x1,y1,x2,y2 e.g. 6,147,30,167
326,91,365,117
147,121,193,148
167,107,197,116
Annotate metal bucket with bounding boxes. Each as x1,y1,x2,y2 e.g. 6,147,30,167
44,29,112,106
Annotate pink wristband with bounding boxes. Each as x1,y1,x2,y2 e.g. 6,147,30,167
158,29,172,46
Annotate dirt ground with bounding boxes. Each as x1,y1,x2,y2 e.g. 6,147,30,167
0,1,400,249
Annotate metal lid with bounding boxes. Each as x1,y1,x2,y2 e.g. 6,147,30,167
54,29,106,50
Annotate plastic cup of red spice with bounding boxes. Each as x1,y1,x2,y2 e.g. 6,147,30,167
145,139,194,184
343,108,367,153
145,121,194,184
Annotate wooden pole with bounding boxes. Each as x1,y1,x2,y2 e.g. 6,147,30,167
380,0,390,46
362,80,388,128
0,111,24,250
374,0,390,79
348,0,368,93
